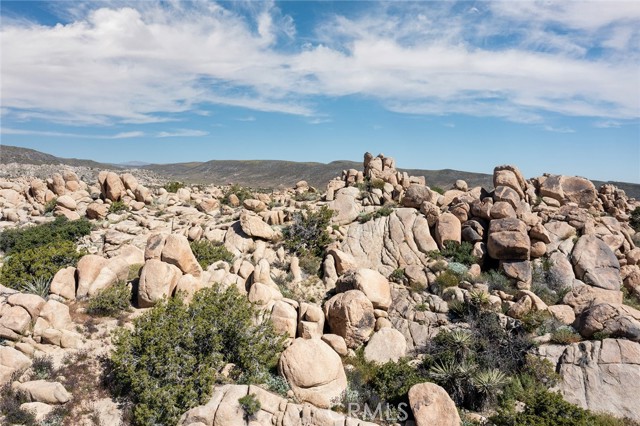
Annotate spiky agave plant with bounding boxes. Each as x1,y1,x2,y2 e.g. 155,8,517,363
19,276,51,299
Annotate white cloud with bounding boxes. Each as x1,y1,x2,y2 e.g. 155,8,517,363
594,120,622,128
156,129,209,138
1,127,144,139
0,0,638,126
235,116,256,122
543,125,575,134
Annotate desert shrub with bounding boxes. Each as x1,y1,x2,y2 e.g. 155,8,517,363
431,186,445,195
0,216,91,254
484,270,513,293
622,286,640,310
222,184,253,205
430,259,448,273
87,281,131,317
389,268,406,284
298,253,322,276
630,207,640,232
0,240,82,289
432,270,461,294
519,310,553,334
492,389,592,426
263,373,291,397
439,241,476,266
282,205,334,258
238,394,261,419
550,327,582,344
448,262,468,276
31,355,56,380
108,200,128,213
0,381,37,426
109,285,285,426
370,358,426,405
294,192,318,202
44,197,57,214
163,181,184,193
189,240,234,269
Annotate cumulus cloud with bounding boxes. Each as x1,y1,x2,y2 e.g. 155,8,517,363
1,0,638,126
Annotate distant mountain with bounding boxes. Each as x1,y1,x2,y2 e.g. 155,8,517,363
1,144,638,198
0,144,112,169
116,161,152,167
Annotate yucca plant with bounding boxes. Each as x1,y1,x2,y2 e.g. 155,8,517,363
443,329,474,362
19,276,51,299
472,368,510,409
469,290,491,309
429,359,476,404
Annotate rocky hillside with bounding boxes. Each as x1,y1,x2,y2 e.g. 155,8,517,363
5,144,638,197
0,152,640,425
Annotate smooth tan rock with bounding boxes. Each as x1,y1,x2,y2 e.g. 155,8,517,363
86,202,109,219
325,290,375,348
548,304,576,325
578,303,640,341
0,306,31,334
138,259,183,308
240,213,275,240
278,338,347,409
13,380,71,404
50,266,77,300
563,282,623,314
55,195,76,210
270,301,298,339
435,213,461,249
487,218,530,260
572,235,622,291
327,248,358,275
321,334,349,356
364,327,407,364
335,268,392,310
409,382,461,426
540,175,597,207
76,255,109,298
103,172,125,201
402,184,433,209
161,234,202,277
7,293,46,320
38,300,72,330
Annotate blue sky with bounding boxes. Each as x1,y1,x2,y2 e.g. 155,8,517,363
1,1,639,182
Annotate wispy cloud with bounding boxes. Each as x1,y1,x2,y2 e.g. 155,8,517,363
1,127,144,139
594,120,622,129
543,125,576,134
235,116,256,122
2,127,208,139
156,129,209,138
0,1,638,126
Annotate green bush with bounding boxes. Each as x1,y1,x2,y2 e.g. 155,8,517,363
370,358,426,405
238,394,261,419
437,241,476,266
431,186,445,195
492,389,593,426
31,355,56,380
44,198,57,214
189,240,234,269
109,285,285,426
282,206,334,258
298,253,322,276
87,282,131,317
163,181,184,193
0,382,37,426
389,268,406,284
550,327,582,345
432,270,461,294
108,200,128,213
0,216,91,254
0,240,82,289
358,205,395,223
222,184,253,205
